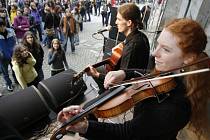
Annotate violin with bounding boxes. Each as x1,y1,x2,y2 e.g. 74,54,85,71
73,59,110,81
73,42,125,81
50,86,126,140
105,42,125,71
50,77,176,140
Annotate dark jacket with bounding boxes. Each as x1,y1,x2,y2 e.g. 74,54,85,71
98,29,150,81
48,49,69,70
0,28,16,61
44,13,60,29
118,28,150,70
24,44,44,71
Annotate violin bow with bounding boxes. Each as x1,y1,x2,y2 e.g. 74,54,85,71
111,68,210,88
111,57,210,88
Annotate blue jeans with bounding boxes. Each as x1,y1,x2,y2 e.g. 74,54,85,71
0,64,2,74
36,68,44,82
74,33,79,45
0,60,17,86
63,35,75,52
35,23,43,41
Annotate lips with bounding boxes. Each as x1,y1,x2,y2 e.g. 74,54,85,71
155,59,162,65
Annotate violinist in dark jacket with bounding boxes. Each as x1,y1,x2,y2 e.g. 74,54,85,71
87,3,150,92
57,18,210,140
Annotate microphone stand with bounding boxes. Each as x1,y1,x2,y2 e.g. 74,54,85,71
115,31,120,46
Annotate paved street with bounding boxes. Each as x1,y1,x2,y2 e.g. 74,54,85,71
0,15,105,95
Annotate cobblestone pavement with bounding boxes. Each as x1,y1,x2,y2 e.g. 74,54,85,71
0,15,105,95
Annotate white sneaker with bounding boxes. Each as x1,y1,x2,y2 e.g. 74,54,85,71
7,85,13,92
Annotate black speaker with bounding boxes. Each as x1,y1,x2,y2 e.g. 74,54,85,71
38,69,87,112
0,86,50,130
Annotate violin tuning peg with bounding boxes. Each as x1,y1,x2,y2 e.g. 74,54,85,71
180,69,185,73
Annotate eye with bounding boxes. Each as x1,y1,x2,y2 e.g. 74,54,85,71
163,47,170,52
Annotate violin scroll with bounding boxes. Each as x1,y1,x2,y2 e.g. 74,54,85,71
50,127,67,140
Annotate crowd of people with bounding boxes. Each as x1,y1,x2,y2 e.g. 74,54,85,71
0,0,210,140
0,0,115,92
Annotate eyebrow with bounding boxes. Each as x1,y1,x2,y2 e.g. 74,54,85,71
157,39,172,50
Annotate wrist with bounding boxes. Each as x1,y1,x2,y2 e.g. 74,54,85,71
79,120,89,136
94,72,100,78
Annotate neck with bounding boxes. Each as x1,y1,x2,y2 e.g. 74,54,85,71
124,27,136,37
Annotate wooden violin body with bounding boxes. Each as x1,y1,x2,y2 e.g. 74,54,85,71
106,42,125,71
94,78,176,118
50,77,177,140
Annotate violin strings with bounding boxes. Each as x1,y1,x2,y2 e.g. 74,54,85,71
110,57,210,88
111,68,210,88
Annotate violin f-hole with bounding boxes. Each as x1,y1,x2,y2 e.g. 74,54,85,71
132,83,150,90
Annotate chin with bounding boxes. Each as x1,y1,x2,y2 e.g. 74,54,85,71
155,66,165,72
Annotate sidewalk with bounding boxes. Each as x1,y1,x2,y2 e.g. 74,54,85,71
0,14,105,95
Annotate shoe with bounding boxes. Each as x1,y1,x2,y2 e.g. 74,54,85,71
7,85,13,92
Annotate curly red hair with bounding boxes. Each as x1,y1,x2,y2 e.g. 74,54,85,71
165,18,210,138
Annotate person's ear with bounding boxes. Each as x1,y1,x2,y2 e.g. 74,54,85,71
183,53,197,65
127,19,132,27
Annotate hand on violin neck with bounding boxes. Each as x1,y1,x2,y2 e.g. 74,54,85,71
57,105,88,134
86,65,100,78
104,70,126,89
65,118,88,134
57,105,83,123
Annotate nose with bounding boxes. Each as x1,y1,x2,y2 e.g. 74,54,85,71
152,46,160,58
115,19,118,25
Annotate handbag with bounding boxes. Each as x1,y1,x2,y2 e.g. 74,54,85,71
45,13,55,36
45,28,55,36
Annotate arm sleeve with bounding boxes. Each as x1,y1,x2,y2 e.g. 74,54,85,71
12,64,27,89
59,17,64,29
98,73,106,81
120,33,150,70
127,41,150,69
63,52,69,69
48,51,56,65
21,18,30,29
26,53,36,66
84,97,190,140
124,69,147,80
13,18,19,30
40,45,44,61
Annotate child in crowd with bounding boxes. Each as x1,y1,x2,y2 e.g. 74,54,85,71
48,38,69,76
12,45,38,89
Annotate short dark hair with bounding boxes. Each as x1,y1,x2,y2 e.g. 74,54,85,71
0,17,6,26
